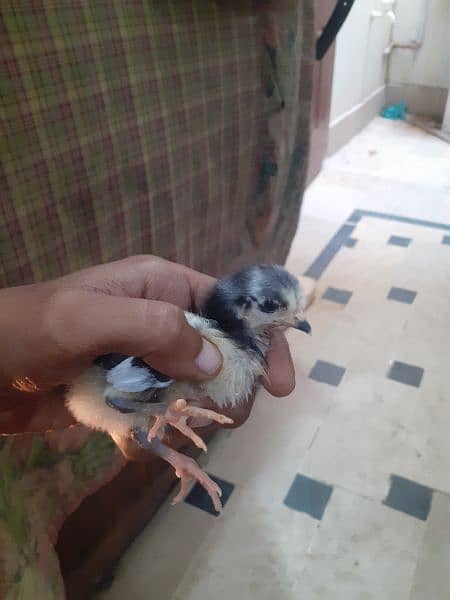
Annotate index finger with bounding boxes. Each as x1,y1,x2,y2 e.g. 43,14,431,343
133,257,216,311
69,256,216,313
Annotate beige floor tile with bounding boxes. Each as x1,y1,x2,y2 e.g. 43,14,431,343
325,301,408,373
101,501,215,600
300,373,432,500
301,178,367,224
172,485,319,600
410,491,450,600
328,119,450,190
329,236,406,282
418,374,450,495
301,368,450,498
395,242,450,299
389,291,450,373
315,169,450,226
298,488,425,600
204,378,334,490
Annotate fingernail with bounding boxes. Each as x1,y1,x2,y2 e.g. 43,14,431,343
195,339,222,376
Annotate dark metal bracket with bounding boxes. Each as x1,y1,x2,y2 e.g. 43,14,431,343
316,0,356,60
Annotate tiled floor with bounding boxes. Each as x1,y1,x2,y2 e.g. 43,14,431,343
101,118,450,599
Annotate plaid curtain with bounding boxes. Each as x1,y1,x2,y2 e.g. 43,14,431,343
1,0,313,286
0,2,313,597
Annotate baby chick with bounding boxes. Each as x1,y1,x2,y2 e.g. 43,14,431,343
66,265,311,511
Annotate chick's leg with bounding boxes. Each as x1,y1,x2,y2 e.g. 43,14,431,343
106,393,232,454
132,429,223,512
147,399,233,452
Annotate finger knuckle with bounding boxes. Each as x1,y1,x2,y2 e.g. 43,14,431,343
154,304,185,347
43,288,84,352
128,254,158,265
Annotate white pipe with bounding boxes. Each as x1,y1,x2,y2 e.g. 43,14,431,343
416,0,430,46
371,10,395,22
384,0,428,56
384,1,397,82
384,0,429,85
384,41,421,56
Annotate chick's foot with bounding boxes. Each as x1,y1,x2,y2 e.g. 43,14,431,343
147,398,233,452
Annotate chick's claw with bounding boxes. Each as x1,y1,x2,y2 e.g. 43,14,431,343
147,416,165,441
147,398,233,450
133,433,223,513
170,418,208,453
173,398,234,425
147,409,207,452
170,453,223,513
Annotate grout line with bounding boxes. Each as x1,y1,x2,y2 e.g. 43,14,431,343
347,210,362,224
307,424,322,450
351,209,450,232
332,482,379,503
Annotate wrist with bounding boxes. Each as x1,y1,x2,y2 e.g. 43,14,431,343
0,282,55,391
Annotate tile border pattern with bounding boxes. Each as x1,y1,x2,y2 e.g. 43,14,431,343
304,209,450,280
298,209,448,522
186,209,449,520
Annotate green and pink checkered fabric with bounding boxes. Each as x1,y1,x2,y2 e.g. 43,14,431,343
0,3,313,596
1,1,313,287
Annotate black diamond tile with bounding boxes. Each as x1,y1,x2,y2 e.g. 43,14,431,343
387,361,424,388
184,474,234,516
284,474,333,520
309,360,346,387
387,287,417,304
383,474,433,521
322,286,352,305
442,235,450,245
344,237,357,248
388,235,411,247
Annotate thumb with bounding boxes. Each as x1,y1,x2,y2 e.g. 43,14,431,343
51,290,223,382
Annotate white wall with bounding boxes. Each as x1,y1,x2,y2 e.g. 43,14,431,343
328,0,450,153
387,0,450,119
389,0,450,89
328,0,393,153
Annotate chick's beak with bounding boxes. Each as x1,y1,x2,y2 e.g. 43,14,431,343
294,315,312,335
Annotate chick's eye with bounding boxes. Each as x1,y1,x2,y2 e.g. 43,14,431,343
236,295,252,310
259,299,279,313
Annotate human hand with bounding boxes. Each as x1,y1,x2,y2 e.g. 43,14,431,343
0,256,295,434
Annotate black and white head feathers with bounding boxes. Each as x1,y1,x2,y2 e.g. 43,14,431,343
203,264,308,337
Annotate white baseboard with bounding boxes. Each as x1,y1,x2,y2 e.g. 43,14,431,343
327,86,386,156
386,84,448,121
